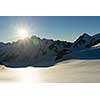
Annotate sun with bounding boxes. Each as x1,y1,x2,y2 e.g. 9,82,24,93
17,28,29,39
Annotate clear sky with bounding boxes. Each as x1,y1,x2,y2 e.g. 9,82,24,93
0,16,100,42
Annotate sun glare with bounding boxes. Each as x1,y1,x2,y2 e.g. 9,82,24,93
18,67,40,83
17,28,29,40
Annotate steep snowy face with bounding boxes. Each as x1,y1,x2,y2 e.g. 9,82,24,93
93,33,100,40
86,33,100,47
0,42,6,48
72,33,92,48
48,40,72,60
71,33,100,49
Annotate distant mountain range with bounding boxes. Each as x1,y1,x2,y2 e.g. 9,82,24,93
0,33,100,68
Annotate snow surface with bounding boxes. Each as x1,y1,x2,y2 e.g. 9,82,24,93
0,59,100,82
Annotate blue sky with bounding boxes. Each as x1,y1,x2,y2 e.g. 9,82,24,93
0,16,100,42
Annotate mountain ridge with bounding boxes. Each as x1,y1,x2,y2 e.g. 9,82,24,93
0,33,100,68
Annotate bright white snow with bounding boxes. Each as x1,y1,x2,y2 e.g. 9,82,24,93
0,59,100,82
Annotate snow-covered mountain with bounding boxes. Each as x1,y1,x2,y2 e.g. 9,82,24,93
0,35,73,67
0,33,100,67
72,33,100,48
72,33,92,48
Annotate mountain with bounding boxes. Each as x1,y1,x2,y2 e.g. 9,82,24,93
0,33,100,67
0,35,73,67
86,33,100,47
72,33,100,48
72,33,92,48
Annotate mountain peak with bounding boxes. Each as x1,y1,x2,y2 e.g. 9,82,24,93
72,33,91,48
80,33,91,38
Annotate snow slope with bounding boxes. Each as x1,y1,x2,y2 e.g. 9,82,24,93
0,59,100,82
39,59,100,82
